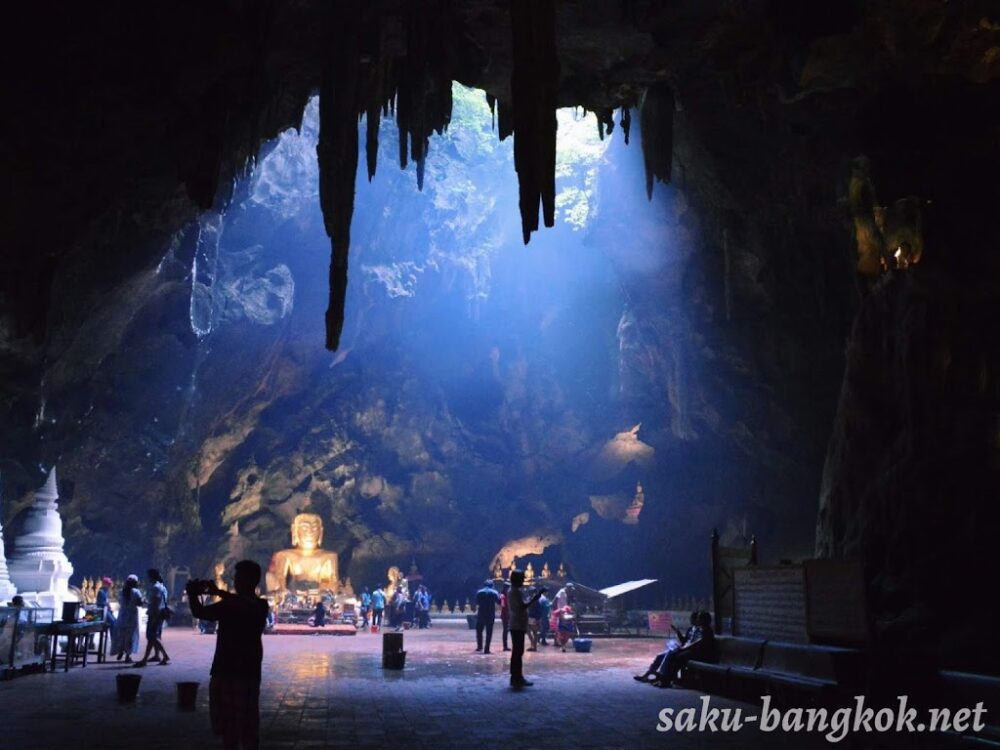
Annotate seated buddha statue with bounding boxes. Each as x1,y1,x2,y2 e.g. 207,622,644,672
266,513,339,596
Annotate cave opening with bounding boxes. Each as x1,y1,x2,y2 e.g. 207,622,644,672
88,83,722,605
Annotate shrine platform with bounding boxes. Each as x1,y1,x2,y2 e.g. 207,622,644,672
270,623,357,636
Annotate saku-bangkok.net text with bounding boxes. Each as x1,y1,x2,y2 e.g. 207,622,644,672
656,695,988,743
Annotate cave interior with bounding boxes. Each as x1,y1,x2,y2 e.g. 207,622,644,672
1,0,999,683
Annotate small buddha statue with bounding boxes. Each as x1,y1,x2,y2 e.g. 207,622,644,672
524,562,535,583
557,561,567,579
387,566,410,599
624,481,645,525
540,562,551,579
266,513,339,595
510,557,518,572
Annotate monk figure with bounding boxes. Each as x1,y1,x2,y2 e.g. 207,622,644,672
266,513,339,594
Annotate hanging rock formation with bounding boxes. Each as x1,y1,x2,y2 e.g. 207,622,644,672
509,0,559,244
317,1,363,352
318,1,458,350
639,82,674,199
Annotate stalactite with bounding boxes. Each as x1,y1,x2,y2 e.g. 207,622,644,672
318,1,363,351
393,0,454,191
510,0,559,244
596,108,615,141
639,81,674,200
486,93,497,130
364,27,393,183
497,99,514,141
620,106,631,145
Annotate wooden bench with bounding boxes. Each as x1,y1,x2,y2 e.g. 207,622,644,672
751,641,865,705
937,670,1000,746
684,636,765,696
684,638,865,705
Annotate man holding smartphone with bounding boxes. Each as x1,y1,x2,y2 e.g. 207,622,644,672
507,571,545,688
187,560,269,750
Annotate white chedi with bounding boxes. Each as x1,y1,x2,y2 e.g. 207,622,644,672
7,468,75,610
0,473,18,603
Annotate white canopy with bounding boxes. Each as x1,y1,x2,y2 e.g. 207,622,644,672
599,578,658,599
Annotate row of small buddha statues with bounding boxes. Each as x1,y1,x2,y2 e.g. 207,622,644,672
76,577,115,604
492,558,569,583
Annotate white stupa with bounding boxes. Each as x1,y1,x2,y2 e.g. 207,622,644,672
7,468,75,609
0,473,18,603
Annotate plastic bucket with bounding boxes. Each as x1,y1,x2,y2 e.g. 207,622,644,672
116,673,142,703
176,681,199,711
466,614,477,630
572,638,592,653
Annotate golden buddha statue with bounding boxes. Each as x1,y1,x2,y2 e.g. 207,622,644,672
213,562,228,593
624,481,645,525
386,566,408,597
266,513,339,595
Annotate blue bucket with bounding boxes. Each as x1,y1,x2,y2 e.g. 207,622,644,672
572,638,592,653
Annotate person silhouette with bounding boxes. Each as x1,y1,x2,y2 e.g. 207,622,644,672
312,599,327,628
188,560,270,750
474,579,501,654
508,571,545,688
134,568,170,667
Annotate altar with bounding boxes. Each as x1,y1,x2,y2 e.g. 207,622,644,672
263,513,358,633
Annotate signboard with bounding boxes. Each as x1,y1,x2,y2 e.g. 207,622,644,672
647,610,673,633
733,566,808,643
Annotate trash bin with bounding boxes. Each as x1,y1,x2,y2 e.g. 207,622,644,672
384,650,407,670
572,638,592,653
176,681,199,711
116,673,142,703
382,631,405,669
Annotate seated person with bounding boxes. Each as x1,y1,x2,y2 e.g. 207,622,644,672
312,600,327,628
634,611,698,682
652,611,716,687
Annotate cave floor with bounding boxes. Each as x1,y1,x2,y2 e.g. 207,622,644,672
1,623,834,749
